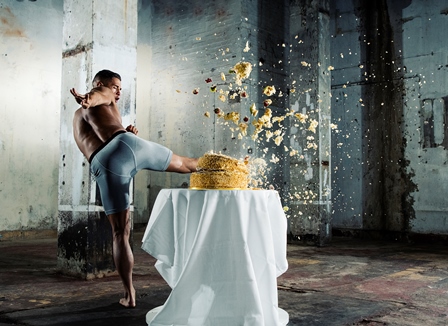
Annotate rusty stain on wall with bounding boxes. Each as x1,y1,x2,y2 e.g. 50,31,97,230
0,7,26,38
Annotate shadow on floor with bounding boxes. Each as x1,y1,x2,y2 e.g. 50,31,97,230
1,233,447,325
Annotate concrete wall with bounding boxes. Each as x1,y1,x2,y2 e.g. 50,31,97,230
2,0,448,238
330,0,364,229
0,0,62,234
331,0,448,236
137,0,291,211
402,0,448,234
287,0,333,245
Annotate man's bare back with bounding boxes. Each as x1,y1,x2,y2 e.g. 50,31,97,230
71,77,128,161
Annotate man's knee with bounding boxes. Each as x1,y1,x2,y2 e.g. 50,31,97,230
108,210,131,238
111,226,130,239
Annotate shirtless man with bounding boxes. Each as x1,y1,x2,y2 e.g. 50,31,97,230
71,69,198,308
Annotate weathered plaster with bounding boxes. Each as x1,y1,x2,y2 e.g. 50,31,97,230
0,0,62,233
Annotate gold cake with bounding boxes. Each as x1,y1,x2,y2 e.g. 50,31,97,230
190,152,249,189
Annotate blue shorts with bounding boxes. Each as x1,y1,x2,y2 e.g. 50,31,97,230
90,131,173,215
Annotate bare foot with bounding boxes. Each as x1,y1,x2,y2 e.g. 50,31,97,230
119,287,136,308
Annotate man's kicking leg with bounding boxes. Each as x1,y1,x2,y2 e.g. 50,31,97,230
107,208,136,308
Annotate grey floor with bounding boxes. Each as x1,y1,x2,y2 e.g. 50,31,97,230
1,231,447,326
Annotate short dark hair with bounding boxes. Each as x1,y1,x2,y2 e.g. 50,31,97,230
92,70,121,87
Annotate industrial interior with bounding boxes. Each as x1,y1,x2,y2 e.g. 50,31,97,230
1,0,447,325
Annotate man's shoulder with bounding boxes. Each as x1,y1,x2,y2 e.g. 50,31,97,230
74,107,82,117
91,85,113,94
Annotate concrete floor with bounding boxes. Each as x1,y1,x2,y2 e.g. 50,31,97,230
0,231,447,326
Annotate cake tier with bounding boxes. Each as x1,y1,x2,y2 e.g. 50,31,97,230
190,171,248,189
197,153,248,174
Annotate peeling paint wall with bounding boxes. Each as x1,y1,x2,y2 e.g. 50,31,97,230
0,0,62,234
137,0,291,210
57,0,138,278
331,0,448,236
288,0,332,245
331,0,410,232
402,0,448,234
2,0,448,238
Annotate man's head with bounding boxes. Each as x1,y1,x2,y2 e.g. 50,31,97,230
92,70,122,101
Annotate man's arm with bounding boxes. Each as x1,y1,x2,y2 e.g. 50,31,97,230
70,87,114,110
125,125,139,135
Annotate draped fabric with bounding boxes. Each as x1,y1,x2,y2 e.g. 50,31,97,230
142,189,288,326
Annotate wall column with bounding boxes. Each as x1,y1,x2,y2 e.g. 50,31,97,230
288,0,332,246
58,0,137,279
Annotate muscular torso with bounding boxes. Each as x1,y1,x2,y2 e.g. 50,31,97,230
73,88,125,161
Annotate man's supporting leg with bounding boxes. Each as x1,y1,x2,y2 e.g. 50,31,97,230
107,208,136,308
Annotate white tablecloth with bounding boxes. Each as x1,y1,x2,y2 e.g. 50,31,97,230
141,189,288,326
